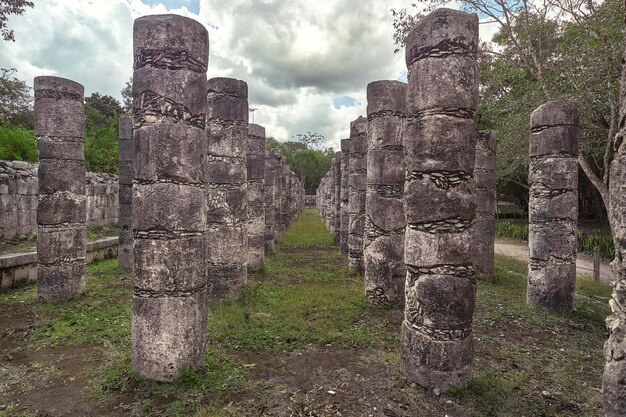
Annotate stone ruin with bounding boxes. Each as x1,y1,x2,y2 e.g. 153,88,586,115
118,116,133,269
348,117,367,273
206,77,249,299
363,80,407,307
340,139,350,256
247,124,266,269
0,161,118,239
474,131,497,280
131,14,209,381
34,76,87,301
333,152,341,241
264,148,277,254
527,100,578,313
399,8,479,390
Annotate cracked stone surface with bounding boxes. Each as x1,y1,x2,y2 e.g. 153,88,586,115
131,14,209,382
400,8,479,391
527,100,578,313
34,76,86,301
364,80,407,307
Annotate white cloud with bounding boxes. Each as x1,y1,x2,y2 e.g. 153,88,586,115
2,0,493,150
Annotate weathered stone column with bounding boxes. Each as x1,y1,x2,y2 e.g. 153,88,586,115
118,116,133,269
327,162,335,233
474,131,497,280
131,14,209,381
348,117,367,273
264,149,276,254
364,80,406,306
527,101,578,312
401,8,479,390
206,77,248,299
340,139,350,255
333,152,341,240
604,37,626,413
247,124,266,269
35,76,86,301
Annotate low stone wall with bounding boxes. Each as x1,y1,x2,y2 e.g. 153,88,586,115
0,237,119,290
305,195,316,207
0,161,119,238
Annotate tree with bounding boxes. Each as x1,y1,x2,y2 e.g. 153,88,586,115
392,0,624,221
294,131,325,150
0,0,33,42
0,69,33,128
121,76,132,113
85,92,123,119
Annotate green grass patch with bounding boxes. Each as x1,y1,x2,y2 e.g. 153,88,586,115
276,208,336,248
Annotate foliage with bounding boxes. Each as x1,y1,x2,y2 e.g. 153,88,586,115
0,0,33,42
0,123,35,161
276,208,336,248
391,0,625,222
120,76,132,113
495,220,615,259
0,70,33,128
267,137,334,194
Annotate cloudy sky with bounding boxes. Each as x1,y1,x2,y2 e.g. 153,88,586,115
1,0,498,150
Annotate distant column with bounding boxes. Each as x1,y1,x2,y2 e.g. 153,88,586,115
364,80,407,306
340,139,350,255
247,124,266,269
401,8,479,390
131,14,209,381
35,76,87,301
527,100,578,312
206,77,248,299
348,117,367,273
264,149,276,254
474,131,497,280
118,116,133,269
333,152,341,240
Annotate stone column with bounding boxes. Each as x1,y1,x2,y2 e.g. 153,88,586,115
401,8,479,390
604,35,626,413
327,162,335,233
273,150,284,239
264,149,276,254
206,77,248,299
364,80,406,306
247,124,266,269
474,131,497,280
333,152,341,240
527,101,578,313
118,116,133,269
348,117,367,273
340,139,350,255
34,76,86,301
131,14,209,381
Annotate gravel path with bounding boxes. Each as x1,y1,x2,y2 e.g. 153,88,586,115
495,237,613,284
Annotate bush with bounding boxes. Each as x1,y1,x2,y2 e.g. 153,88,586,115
495,220,615,260
0,123,36,161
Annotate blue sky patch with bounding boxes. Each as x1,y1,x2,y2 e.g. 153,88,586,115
142,0,200,14
332,95,357,109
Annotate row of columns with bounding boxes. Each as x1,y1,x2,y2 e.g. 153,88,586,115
33,14,305,382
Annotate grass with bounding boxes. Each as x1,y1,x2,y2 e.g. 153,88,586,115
0,208,614,416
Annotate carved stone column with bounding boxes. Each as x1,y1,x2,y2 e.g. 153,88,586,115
206,77,248,299
348,117,367,273
364,80,406,306
247,124,266,269
527,101,578,312
401,8,479,390
264,149,276,254
131,14,209,381
35,76,86,301
340,139,350,255
475,130,497,280
118,116,133,269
